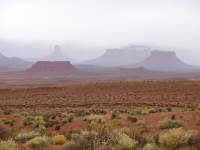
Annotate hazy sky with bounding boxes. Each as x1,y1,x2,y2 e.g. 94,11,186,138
0,0,200,60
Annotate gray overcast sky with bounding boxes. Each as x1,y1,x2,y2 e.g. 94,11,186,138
0,0,200,60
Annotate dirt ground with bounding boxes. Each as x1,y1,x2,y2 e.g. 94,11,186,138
1,79,200,149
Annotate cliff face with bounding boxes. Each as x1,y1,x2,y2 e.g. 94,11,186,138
83,45,151,66
134,50,187,67
29,61,79,73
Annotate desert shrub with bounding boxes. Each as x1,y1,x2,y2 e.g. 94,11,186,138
61,130,80,140
83,115,105,124
143,143,156,150
136,121,149,133
51,115,56,120
0,124,11,140
159,118,183,129
196,119,200,125
42,114,50,122
0,118,6,123
26,136,48,149
65,126,113,150
111,110,120,119
15,131,40,143
45,120,55,128
33,116,45,128
153,134,160,146
166,106,172,112
55,124,61,130
159,128,197,150
52,135,67,145
187,129,200,146
113,132,138,150
113,119,121,126
127,116,137,122
20,111,28,117
13,114,21,118
81,111,91,117
3,108,15,115
68,113,75,122
35,125,46,135
141,110,149,115
61,113,68,118
0,140,15,150
4,120,16,126
171,114,175,120
65,132,95,150
149,108,157,113
23,116,34,125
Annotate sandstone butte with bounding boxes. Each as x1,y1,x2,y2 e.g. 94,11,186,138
28,61,79,73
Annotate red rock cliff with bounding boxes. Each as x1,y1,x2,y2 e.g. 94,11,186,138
29,61,79,72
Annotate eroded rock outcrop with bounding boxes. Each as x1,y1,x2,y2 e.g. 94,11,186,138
29,61,79,73
136,50,187,67
83,45,151,66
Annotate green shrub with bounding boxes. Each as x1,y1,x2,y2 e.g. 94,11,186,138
20,112,28,117
127,116,137,122
33,116,45,128
159,118,183,129
68,113,75,122
143,143,156,150
52,135,67,145
45,120,55,128
55,124,61,130
171,115,175,120
0,124,11,140
3,108,14,115
83,115,105,124
35,125,46,135
15,131,40,143
23,116,34,125
0,140,15,150
113,119,121,126
166,106,172,112
196,119,200,125
26,136,48,149
111,110,120,119
141,110,149,115
114,132,138,150
13,114,21,118
159,128,199,150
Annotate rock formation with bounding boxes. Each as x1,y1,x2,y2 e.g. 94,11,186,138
135,50,187,67
83,45,150,66
28,61,79,73
27,45,76,63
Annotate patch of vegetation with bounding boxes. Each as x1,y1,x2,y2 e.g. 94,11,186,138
159,128,199,150
3,108,15,115
127,116,137,122
52,135,67,145
159,118,183,129
0,140,16,150
111,110,120,119
26,136,48,149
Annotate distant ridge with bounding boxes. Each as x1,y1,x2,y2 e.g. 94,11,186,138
83,45,151,66
27,45,76,63
0,52,32,71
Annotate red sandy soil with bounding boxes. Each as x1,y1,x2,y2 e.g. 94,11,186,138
1,80,200,149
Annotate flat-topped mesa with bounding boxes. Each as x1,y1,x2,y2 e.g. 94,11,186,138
138,50,186,67
151,50,176,57
29,61,79,72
